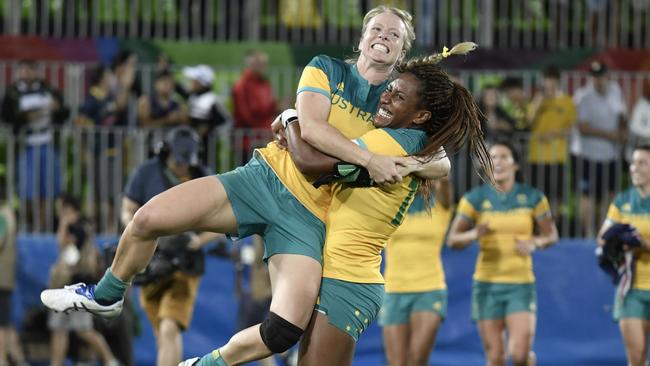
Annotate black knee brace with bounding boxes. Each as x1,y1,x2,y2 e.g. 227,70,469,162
259,311,304,353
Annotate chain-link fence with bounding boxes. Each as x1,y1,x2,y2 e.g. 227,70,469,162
0,61,645,234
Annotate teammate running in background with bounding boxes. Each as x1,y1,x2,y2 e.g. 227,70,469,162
380,177,453,366
598,144,650,366
447,141,559,366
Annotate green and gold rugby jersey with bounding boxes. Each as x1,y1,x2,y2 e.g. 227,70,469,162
606,188,650,290
456,183,551,284
257,55,389,221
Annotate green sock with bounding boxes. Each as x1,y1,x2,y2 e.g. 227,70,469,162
196,349,228,366
93,269,130,305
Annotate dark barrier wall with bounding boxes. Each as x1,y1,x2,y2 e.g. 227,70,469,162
3,35,644,71
12,237,624,366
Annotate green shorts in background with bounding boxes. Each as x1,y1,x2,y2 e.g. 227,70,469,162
379,289,448,326
315,278,384,341
217,154,325,264
614,289,650,321
472,281,536,321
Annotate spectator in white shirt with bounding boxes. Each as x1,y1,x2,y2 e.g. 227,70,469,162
571,61,627,237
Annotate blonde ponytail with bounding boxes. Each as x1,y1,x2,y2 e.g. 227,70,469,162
398,41,478,70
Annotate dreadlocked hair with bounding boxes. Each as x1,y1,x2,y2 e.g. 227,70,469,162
397,42,495,204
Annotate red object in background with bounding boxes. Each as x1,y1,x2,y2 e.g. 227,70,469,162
232,69,279,153
579,49,650,72
577,49,650,111
0,36,69,89
0,36,100,91
0,35,98,62
0,36,62,60
232,69,278,129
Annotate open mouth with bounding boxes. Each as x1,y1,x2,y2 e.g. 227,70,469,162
371,43,390,54
377,107,392,119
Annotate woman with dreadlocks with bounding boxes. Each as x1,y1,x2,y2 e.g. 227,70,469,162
277,45,495,366
44,6,453,366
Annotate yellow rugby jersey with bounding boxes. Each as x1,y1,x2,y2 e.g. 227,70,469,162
384,195,453,293
322,128,427,284
606,188,650,290
456,183,551,284
257,55,389,221
528,94,576,164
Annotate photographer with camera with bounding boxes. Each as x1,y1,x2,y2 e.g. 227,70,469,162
48,194,119,366
121,126,222,366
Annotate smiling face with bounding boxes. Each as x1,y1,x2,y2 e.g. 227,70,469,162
358,12,407,67
374,73,429,129
631,149,650,189
490,144,518,184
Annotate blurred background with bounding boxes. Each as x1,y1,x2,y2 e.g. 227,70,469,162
0,0,648,365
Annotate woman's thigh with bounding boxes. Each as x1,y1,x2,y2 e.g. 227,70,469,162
298,311,356,366
409,312,443,359
382,324,409,366
134,176,237,236
268,254,323,329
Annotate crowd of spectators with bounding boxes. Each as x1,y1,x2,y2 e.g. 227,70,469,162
475,61,638,236
0,49,290,365
0,52,645,238
0,51,243,233
1,51,649,364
